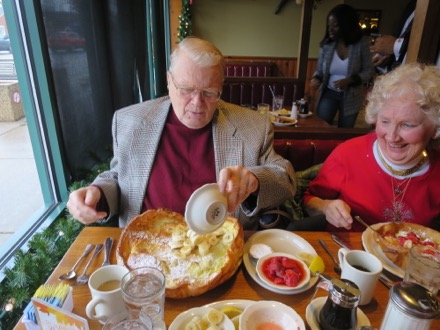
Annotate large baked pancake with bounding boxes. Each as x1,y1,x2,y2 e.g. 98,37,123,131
116,209,244,299
374,222,440,269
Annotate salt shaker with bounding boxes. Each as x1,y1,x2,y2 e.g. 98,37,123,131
380,281,440,330
291,102,298,120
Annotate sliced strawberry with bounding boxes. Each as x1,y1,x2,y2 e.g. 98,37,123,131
281,257,298,269
397,236,407,246
284,269,300,287
406,232,420,244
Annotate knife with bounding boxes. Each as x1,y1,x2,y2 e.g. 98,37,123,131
331,234,394,289
331,234,353,250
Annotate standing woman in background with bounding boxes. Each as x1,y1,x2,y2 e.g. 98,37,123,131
310,4,374,128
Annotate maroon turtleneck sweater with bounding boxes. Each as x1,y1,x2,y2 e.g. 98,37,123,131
143,110,216,214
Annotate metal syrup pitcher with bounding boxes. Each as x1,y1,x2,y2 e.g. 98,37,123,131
317,274,361,330
298,98,309,114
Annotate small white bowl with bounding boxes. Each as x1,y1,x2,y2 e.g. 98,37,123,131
298,112,313,118
169,306,234,330
239,300,305,330
185,183,228,234
256,252,310,290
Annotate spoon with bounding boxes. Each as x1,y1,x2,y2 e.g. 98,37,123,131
101,237,113,267
318,239,341,274
354,215,385,239
59,243,95,281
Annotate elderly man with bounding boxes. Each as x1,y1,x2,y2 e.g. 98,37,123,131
67,36,296,229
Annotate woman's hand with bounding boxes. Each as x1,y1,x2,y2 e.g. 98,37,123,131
67,186,108,225
322,199,353,230
310,78,321,91
333,78,351,90
218,165,259,213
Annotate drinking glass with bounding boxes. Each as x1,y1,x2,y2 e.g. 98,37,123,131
272,95,284,111
141,303,166,330
404,245,440,295
121,267,166,315
103,310,153,330
257,103,270,115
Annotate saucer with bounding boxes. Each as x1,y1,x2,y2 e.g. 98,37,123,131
305,297,371,330
298,112,313,118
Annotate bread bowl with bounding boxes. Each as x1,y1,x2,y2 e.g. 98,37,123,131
373,222,440,269
116,209,244,299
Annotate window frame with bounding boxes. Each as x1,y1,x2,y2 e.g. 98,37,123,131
0,0,69,273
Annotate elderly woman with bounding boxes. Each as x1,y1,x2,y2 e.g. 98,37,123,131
304,63,440,231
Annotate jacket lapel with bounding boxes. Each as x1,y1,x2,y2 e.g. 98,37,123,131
213,108,243,179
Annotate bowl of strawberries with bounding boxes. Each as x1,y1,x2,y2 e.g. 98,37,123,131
256,252,310,291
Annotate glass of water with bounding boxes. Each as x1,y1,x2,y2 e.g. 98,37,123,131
272,95,284,111
121,267,166,315
103,310,153,330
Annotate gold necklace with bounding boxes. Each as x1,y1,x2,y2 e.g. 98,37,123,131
377,146,428,177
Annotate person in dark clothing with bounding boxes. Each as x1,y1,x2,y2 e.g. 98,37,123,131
370,0,417,71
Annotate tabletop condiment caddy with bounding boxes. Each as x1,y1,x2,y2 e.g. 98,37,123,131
22,284,73,330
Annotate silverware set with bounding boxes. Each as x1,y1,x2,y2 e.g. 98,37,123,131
58,237,113,285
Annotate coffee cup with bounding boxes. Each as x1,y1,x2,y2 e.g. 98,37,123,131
184,183,228,234
338,248,383,305
86,265,129,324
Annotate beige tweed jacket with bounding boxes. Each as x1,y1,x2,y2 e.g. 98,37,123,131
93,96,296,228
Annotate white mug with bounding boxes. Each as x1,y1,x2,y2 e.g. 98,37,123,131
338,248,383,305
86,265,129,324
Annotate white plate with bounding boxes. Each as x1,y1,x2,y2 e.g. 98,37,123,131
305,297,370,330
298,112,313,118
361,224,405,278
269,110,291,116
169,306,234,330
271,119,297,126
243,229,319,294
205,299,255,311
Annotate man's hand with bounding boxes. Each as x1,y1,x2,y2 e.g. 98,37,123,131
218,165,259,213
370,35,396,56
67,186,108,225
371,53,390,67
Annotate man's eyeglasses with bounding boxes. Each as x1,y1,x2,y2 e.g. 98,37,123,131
169,72,222,102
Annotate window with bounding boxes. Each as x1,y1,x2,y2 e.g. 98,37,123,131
0,0,69,273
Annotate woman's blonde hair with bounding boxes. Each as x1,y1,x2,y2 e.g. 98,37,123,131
366,63,440,147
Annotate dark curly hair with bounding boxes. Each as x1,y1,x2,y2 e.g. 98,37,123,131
320,4,363,47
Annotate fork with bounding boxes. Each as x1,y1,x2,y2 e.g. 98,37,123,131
76,244,103,285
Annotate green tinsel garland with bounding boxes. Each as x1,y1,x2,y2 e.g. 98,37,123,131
0,159,110,330
178,0,192,41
